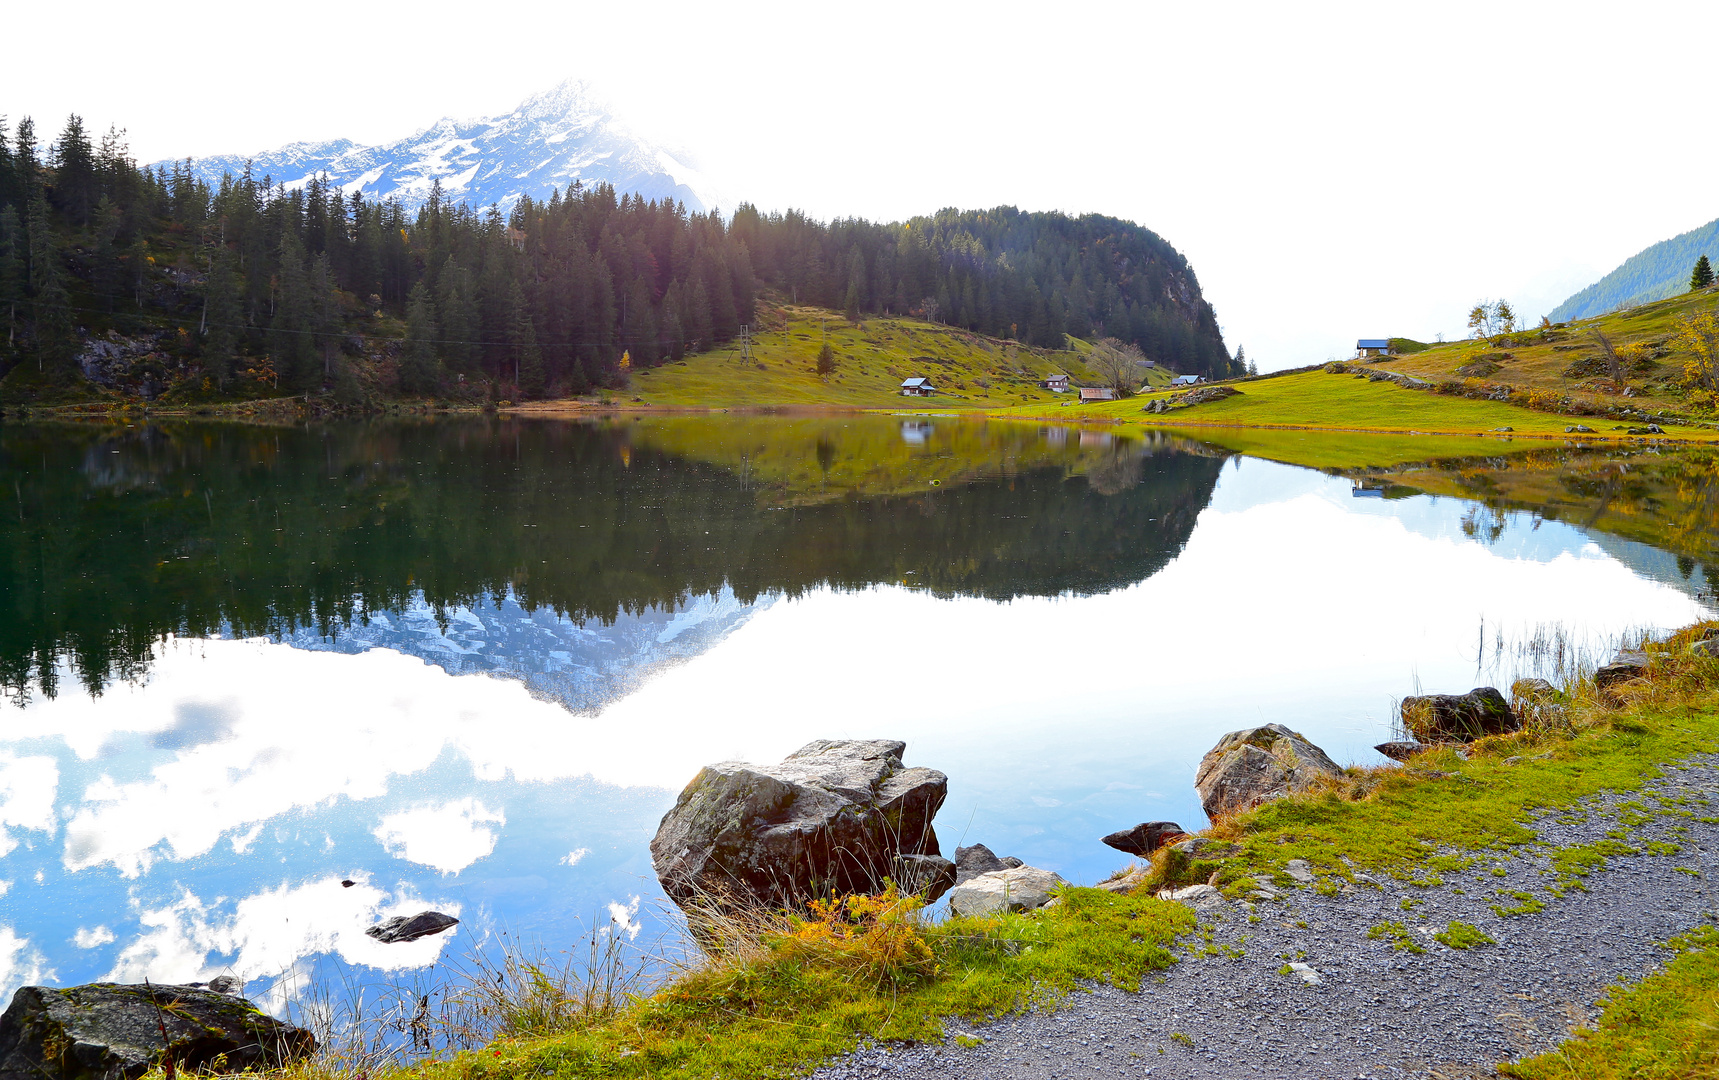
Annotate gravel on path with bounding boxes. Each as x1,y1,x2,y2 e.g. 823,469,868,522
812,758,1717,1080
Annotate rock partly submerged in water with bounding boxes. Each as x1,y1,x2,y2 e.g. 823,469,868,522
650,739,955,921
946,866,1066,916
1194,724,1343,819
1400,687,1518,742
953,843,1023,885
366,911,459,944
0,983,315,1080
1100,821,1187,858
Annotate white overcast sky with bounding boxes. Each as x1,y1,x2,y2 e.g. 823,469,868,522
6,0,1718,369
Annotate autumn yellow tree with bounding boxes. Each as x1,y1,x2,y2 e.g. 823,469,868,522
1673,308,1719,394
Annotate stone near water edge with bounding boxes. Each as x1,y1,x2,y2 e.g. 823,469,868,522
1194,724,1344,820
1374,741,1429,762
366,911,459,944
650,739,955,923
1511,677,1562,702
1594,654,1649,690
0,983,315,1080
1399,687,1518,743
1100,821,1187,858
1565,424,1596,434
946,866,1066,917
952,844,1023,885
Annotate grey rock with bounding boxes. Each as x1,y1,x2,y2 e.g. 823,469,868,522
1374,740,1429,762
365,911,459,944
1400,687,1518,742
952,844,1023,884
1492,426,1514,432
1595,655,1649,689
1511,677,1562,702
1194,723,1343,819
0,984,314,1080
1284,859,1315,885
1692,639,1719,659
947,866,1066,916
1100,821,1186,858
651,739,953,920
1094,867,1148,894
1565,424,1596,434
1158,883,1226,907
1286,961,1323,986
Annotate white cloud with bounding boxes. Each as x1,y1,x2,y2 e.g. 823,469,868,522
102,877,460,985
0,751,59,857
561,848,590,867
373,799,505,874
0,925,49,1002
607,896,640,941
73,925,117,948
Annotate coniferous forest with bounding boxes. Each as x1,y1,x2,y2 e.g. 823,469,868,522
0,113,1235,404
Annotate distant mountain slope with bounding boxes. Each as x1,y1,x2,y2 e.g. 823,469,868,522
159,79,720,213
1550,215,1719,322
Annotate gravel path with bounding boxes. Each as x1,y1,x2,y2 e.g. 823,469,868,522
813,757,1718,1080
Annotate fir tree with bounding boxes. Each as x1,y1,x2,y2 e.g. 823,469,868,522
1693,255,1714,291
400,281,441,395
0,207,23,348
506,281,544,398
200,247,242,385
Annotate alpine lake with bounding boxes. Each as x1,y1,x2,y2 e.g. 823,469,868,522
2,413,1716,1017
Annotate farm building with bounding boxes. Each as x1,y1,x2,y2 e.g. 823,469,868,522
1170,374,1203,386
1039,373,1071,392
1356,338,1393,358
1079,387,1118,402
900,377,937,397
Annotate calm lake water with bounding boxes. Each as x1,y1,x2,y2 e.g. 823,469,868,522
1,415,1714,1012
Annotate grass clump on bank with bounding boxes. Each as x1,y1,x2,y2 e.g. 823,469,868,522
404,887,1190,1080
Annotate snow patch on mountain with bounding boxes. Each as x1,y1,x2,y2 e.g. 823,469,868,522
161,79,722,214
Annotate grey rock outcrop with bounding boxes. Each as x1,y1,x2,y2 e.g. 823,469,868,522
946,867,1066,916
1400,687,1518,742
1511,678,1562,702
366,911,459,944
953,844,1023,885
651,739,954,918
1194,724,1343,820
1101,821,1186,858
0,984,314,1080
1595,651,1649,689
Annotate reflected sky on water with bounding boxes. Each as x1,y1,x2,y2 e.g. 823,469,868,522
0,418,1712,1009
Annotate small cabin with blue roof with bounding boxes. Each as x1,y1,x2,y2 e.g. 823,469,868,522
900,376,936,397
1356,338,1393,358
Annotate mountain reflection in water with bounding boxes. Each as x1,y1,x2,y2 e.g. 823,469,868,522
1,416,1715,1017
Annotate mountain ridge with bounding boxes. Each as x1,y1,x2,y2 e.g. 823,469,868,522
1549,214,1719,322
156,79,721,213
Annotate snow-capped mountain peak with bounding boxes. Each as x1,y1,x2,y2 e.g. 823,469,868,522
164,78,721,214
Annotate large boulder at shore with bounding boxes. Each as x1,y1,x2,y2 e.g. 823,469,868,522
651,739,955,919
366,911,458,944
1400,687,1518,742
1194,724,1343,820
0,983,315,1080
946,867,1066,916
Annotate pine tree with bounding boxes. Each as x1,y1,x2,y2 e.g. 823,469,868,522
50,115,96,228
844,247,865,321
0,206,23,348
271,232,316,390
400,281,441,395
201,247,242,386
506,281,544,398
1693,255,1715,292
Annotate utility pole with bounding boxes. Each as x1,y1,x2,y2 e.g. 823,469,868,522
739,323,752,363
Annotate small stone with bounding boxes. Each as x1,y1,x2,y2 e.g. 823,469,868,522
1102,821,1187,857
1692,639,1719,659
1284,859,1314,885
1374,741,1428,762
1287,962,1323,985
205,975,243,996
1162,883,1225,906
1594,656,1648,689
1492,426,1514,432
1511,678,1562,702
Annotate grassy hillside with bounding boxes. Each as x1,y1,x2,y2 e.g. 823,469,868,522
1550,215,1719,322
601,303,1175,409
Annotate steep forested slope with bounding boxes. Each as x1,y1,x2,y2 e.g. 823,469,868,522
0,112,1234,405
1550,215,1719,321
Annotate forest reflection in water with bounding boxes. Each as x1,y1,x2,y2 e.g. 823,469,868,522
0,415,1715,1015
